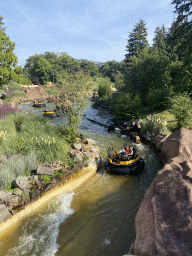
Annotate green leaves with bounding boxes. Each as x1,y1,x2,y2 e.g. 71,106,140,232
98,77,111,98
168,93,192,128
125,19,148,61
0,17,22,86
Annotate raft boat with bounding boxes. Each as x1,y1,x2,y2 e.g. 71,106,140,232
105,147,145,175
33,101,46,108
43,111,56,118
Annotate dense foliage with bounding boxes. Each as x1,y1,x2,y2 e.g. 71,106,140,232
0,16,22,86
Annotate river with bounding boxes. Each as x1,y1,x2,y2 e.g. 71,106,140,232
0,102,163,256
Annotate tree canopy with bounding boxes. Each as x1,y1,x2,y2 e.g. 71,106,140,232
125,19,148,62
0,16,22,86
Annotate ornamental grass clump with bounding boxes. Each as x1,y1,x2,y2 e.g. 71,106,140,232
0,152,37,188
0,113,69,163
140,114,168,137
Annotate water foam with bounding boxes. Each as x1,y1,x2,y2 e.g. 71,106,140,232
7,192,75,256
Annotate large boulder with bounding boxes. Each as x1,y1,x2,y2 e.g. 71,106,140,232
152,128,192,162
0,190,22,206
0,204,11,222
12,176,31,194
36,164,55,176
126,127,192,256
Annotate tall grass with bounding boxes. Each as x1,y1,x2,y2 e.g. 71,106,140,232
3,81,25,100
0,152,37,188
0,113,69,163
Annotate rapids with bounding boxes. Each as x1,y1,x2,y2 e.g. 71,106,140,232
0,102,163,256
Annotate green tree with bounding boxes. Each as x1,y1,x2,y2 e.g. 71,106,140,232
114,71,125,89
169,93,192,128
125,19,148,62
56,70,92,142
58,52,80,72
125,48,170,99
169,60,192,94
171,0,192,63
100,60,125,82
80,59,99,77
98,77,111,98
109,91,142,120
153,25,168,54
36,57,52,84
0,16,22,86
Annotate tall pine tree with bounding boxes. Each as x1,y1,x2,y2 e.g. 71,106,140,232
171,0,192,62
125,19,148,62
153,25,167,54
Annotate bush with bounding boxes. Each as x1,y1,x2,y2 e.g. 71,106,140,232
3,81,25,99
146,86,173,111
140,114,168,137
98,77,111,98
0,152,37,188
0,102,18,117
0,113,69,163
42,175,51,184
109,91,142,120
19,76,31,86
168,93,192,129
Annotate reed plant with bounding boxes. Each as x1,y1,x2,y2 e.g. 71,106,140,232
140,114,168,137
0,113,69,163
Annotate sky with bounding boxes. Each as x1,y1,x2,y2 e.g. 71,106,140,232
1,0,175,67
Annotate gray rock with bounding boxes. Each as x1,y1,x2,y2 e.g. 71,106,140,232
72,143,82,150
36,164,55,176
0,204,11,222
12,176,31,194
0,190,21,206
73,153,83,161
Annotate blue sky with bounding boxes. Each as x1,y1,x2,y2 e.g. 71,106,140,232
1,0,175,67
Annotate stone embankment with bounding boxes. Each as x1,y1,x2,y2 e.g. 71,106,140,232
124,127,192,256
0,137,102,234
21,85,49,101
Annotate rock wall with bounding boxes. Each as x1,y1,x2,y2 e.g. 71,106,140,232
124,128,192,256
22,85,49,101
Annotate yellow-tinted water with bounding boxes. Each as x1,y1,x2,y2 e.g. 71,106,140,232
0,103,163,256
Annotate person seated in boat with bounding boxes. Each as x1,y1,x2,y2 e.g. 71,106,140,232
132,145,138,159
125,146,131,154
107,147,114,160
118,146,126,160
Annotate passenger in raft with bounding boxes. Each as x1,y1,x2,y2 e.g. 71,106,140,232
118,146,126,160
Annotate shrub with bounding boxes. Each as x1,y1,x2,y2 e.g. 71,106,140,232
0,102,18,117
82,155,89,162
98,77,111,98
109,91,142,120
140,114,168,137
146,86,173,111
168,93,192,129
54,170,65,177
3,82,25,99
0,152,37,188
42,175,51,184
83,163,89,167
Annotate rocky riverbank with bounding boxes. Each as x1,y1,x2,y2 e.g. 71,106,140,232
0,137,102,234
124,127,192,256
